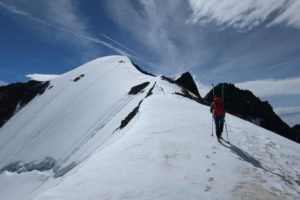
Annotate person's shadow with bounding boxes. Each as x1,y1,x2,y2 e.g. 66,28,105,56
219,140,291,184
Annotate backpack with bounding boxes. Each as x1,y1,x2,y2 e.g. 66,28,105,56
213,97,225,116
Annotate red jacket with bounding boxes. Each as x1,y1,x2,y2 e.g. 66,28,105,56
210,97,225,117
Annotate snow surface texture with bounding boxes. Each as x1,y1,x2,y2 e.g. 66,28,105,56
0,56,299,200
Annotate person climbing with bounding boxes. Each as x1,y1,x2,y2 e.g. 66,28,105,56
210,94,225,141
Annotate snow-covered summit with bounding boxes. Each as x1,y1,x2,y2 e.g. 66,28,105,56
0,56,299,200
0,55,153,170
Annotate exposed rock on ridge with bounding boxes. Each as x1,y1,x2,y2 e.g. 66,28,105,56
175,72,201,98
0,80,49,128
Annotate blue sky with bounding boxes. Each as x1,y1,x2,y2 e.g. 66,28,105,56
0,0,300,126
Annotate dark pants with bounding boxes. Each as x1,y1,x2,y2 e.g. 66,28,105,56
214,116,224,138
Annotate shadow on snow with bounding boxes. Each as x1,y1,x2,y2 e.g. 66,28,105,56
220,141,293,185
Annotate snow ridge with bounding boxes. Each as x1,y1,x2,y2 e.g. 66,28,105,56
0,56,299,200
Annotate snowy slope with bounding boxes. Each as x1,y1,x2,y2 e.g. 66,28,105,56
0,56,300,200
0,56,156,199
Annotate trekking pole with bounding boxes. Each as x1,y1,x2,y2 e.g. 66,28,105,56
222,83,229,142
211,83,215,137
225,120,229,142
211,115,214,137
222,83,224,101
211,116,213,136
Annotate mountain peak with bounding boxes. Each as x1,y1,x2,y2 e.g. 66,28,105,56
175,72,201,98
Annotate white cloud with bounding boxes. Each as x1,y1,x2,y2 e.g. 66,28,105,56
105,2,176,61
187,0,300,31
0,0,96,59
0,0,138,61
0,67,23,80
103,0,212,75
98,33,144,60
0,1,52,26
274,106,300,116
71,33,136,58
274,106,300,126
270,1,300,29
26,74,59,82
102,0,300,83
236,77,300,97
0,81,7,86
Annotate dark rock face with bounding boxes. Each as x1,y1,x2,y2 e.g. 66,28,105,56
161,72,203,102
0,80,49,128
119,100,143,129
145,82,156,98
204,83,300,143
73,74,85,82
119,82,157,130
293,125,300,133
128,82,150,95
129,61,201,100
161,76,175,84
174,89,204,104
130,61,155,77
175,72,201,98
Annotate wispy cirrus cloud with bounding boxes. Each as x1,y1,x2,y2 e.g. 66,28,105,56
103,0,300,81
270,1,300,29
274,106,300,126
98,33,144,60
0,67,23,80
0,81,7,86
187,0,300,31
274,106,300,117
0,0,140,61
236,77,300,97
103,0,214,75
0,1,52,26
0,0,97,60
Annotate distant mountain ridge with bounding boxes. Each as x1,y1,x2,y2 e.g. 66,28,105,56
204,83,300,143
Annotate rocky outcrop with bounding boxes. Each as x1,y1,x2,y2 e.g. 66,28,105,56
161,72,203,101
131,61,155,77
175,72,201,98
204,83,300,143
119,82,156,130
293,124,300,133
0,80,49,128
128,82,150,95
